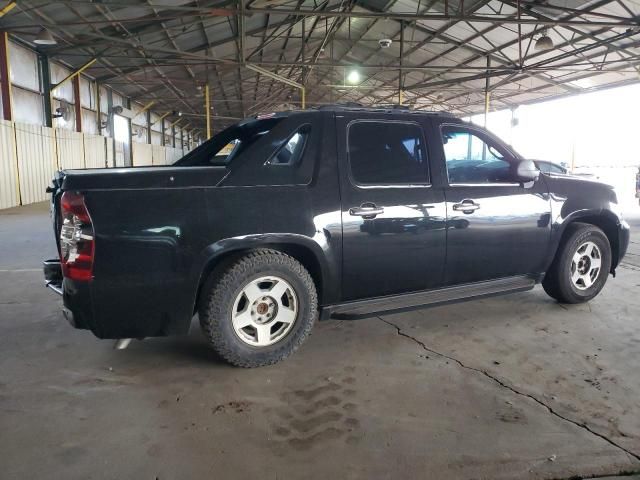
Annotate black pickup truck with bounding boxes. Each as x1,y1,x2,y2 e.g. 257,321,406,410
44,106,630,367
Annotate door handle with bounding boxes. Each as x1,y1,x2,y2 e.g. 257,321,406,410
349,203,384,219
452,199,480,214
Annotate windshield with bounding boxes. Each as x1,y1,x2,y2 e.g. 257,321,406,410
174,117,283,167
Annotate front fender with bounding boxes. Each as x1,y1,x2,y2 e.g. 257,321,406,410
546,200,627,273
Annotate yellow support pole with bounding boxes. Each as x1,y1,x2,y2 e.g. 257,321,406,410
135,100,156,117
301,87,306,110
205,84,211,139
0,1,16,18
167,117,183,130
51,58,97,93
151,111,171,126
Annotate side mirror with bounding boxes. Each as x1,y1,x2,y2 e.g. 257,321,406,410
516,159,540,182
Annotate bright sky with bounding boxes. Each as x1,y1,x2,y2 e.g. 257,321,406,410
470,83,640,169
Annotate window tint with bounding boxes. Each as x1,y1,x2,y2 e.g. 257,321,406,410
348,121,428,185
268,125,310,166
442,126,513,184
174,117,282,167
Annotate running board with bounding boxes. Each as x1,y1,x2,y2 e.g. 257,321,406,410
324,276,536,319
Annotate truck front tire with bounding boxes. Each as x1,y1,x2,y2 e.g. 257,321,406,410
198,249,318,367
542,223,612,304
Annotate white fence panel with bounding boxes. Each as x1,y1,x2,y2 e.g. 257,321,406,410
14,123,57,205
0,120,19,209
166,147,183,164
84,134,107,169
132,142,153,166
114,141,125,167
105,139,114,168
2,122,196,210
56,128,85,170
152,144,166,166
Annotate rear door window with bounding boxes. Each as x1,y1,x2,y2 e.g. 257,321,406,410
347,120,429,185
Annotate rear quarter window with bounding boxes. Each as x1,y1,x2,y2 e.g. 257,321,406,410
222,115,321,187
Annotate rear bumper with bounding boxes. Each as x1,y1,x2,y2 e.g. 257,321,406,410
43,258,191,339
43,259,63,295
43,259,92,330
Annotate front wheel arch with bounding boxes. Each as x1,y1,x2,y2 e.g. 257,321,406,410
552,211,620,273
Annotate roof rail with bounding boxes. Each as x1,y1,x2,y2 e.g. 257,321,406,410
312,102,458,117
315,102,365,110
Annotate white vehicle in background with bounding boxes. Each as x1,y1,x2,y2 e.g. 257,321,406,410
533,160,598,179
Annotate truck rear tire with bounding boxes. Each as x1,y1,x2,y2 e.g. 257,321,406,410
198,249,318,367
542,223,611,304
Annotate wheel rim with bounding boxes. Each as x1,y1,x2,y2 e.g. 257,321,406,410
231,275,298,347
570,241,602,291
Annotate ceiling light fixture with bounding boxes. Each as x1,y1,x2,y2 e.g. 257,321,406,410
34,28,57,45
346,69,360,84
534,30,554,51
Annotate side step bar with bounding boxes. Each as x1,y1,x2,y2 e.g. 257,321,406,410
324,275,536,319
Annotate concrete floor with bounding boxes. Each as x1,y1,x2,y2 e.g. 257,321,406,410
1,202,640,480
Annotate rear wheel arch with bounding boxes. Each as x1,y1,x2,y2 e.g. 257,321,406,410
194,241,325,313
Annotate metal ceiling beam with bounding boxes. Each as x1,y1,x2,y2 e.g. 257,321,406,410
437,36,640,108
347,0,626,107
243,6,640,27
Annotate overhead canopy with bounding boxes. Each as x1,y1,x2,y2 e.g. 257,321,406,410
3,0,640,129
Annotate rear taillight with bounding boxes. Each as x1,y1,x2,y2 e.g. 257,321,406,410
60,192,94,281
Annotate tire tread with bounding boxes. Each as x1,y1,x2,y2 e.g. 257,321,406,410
198,249,317,367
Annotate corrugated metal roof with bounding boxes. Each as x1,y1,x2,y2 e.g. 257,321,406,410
1,0,638,129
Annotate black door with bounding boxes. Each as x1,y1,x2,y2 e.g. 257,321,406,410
337,113,447,301
436,122,551,285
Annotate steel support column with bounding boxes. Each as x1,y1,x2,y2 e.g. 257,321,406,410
484,56,490,127
205,84,211,139
146,109,151,144
0,31,13,121
38,53,52,127
95,80,101,135
72,75,82,132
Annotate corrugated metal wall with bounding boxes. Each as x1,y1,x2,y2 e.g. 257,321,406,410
1,122,186,210
105,140,114,168
14,123,58,205
84,134,107,169
166,147,184,164
56,129,86,170
114,141,125,167
0,120,20,209
152,144,166,165
132,143,153,166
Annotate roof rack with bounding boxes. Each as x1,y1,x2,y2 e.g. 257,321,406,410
312,102,458,117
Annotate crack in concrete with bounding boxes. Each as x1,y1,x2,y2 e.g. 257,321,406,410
378,316,640,464
550,469,640,480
